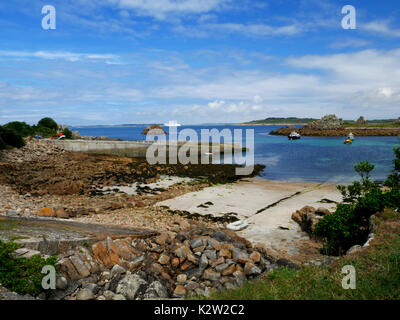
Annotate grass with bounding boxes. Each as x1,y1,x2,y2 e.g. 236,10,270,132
201,209,400,300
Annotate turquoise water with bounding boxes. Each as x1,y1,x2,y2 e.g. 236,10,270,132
71,125,399,184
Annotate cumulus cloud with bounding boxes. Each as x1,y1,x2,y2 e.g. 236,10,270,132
2,48,400,124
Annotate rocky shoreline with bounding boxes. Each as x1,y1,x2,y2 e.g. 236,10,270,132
0,138,340,300
270,114,400,136
270,126,400,137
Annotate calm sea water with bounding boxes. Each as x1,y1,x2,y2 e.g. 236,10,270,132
70,125,399,184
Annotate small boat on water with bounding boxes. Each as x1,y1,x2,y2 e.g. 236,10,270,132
344,132,355,145
288,131,301,140
344,138,352,145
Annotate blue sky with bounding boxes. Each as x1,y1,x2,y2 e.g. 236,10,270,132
0,0,399,125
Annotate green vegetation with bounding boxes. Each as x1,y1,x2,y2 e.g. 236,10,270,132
0,117,74,150
3,121,35,136
313,147,400,255
0,125,25,149
243,117,318,124
62,127,73,139
37,117,58,131
0,240,57,297
208,209,400,299
342,120,400,128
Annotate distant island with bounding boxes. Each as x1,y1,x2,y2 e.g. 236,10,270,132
241,117,318,125
241,117,400,126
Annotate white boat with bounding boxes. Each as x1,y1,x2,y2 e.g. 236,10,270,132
348,132,354,140
288,131,301,140
164,120,181,127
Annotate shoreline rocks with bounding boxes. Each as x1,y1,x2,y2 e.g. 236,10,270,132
270,126,400,137
48,227,282,300
291,206,331,235
270,114,400,137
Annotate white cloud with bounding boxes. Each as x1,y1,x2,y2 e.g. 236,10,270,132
108,0,230,19
208,100,225,109
0,50,120,63
378,87,394,98
253,95,262,103
330,38,371,49
363,20,400,38
2,48,400,124
174,22,302,38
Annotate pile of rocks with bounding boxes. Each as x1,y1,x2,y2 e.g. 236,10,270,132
53,228,282,300
303,114,343,130
141,125,166,135
291,206,331,235
0,139,65,163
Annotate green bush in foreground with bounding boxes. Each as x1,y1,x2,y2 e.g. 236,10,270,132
0,240,57,297
313,146,400,256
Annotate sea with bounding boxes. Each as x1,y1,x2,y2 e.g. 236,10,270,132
70,125,399,184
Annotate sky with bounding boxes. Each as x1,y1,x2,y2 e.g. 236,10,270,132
0,0,399,125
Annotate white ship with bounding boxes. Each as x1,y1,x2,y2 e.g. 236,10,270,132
164,120,181,127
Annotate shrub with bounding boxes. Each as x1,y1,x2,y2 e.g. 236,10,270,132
62,127,73,139
0,136,6,149
37,117,58,131
386,146,400,188
0,240,57,297
337,161,378,203
314,153,400,255
32,125,57,138
0,126,25,149
3,121,34,137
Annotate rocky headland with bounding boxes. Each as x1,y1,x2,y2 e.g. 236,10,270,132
270,114,400,136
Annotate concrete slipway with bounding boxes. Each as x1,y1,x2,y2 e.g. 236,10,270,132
156,178,342,256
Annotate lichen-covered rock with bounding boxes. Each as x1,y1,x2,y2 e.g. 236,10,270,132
76,288,95,300
116,274,147,300
303,114,343,130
